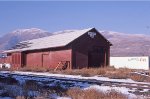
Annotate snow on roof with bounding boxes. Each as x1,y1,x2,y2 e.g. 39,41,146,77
5,28,94,53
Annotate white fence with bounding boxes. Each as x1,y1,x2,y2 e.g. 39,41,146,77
110,56,150,70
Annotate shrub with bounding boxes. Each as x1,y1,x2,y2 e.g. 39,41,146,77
62,67,107,77
104,68,134,79
129,73,150,82
105,70,129,79
67,87,127,99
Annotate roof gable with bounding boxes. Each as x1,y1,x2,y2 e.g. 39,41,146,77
67,28,112,47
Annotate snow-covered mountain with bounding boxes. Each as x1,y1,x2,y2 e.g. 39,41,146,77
0,28,150,56
0,28,51,50
100,31,150,56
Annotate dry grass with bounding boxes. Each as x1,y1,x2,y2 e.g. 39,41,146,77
61,67,134,79
67,87,127,99
7,66,150,82
129,74,146,82
129,73,150,82
104,68,133,79
10,66,53,72
61,67,108,77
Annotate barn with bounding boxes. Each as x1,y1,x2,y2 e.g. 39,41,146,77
3,28,112,69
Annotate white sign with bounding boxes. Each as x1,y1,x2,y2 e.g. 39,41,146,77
88,32,96,38
110,56,149,70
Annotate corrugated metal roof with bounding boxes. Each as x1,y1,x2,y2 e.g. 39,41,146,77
5,28,94,53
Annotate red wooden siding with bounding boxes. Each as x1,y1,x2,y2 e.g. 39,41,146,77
75,51,88,69
25,49,72,69
5,55,12,64
0,58,4,64
42,54,50,68
49,49,71,69
11,52,22,67
26,52,43,67
0,54,11,64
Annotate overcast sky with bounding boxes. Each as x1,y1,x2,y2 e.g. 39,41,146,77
0,1,150,36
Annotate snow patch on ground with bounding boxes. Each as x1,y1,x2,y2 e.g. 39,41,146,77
84,85,137,99
1,71,149,85
56,97,71,99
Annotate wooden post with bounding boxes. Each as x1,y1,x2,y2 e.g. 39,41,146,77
104,49,107,67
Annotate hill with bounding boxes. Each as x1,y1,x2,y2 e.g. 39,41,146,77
101,31,150,56
0,28,51,50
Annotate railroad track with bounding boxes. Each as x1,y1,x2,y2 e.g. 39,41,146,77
0,72,150,90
